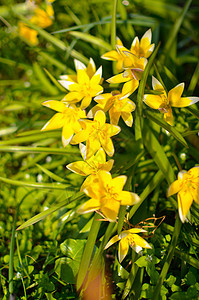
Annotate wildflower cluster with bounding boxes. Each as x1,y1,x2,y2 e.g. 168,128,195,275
18,0,54,45
41,28,199,262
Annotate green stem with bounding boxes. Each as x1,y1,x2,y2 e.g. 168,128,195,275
111,0,118,49
152,215,182,300
76,212,101,291
9,191,34,298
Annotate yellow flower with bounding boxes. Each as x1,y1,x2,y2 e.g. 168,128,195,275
130,28,155,59
78,170,140,221
66,144,114,191
88,86,136,127
101,29,154,73
167,166,199,223
18,22,38,45
59,59,103,109
71,110,121,159
30,4,54,28
105,228,152,262
41,100,86,147
106,53,147,96
143,76,199,125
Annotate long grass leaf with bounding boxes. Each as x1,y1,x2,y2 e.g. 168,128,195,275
145,110,188,148
16,192,84,230
0,145,79,155
36,164,67,183
69,31,112,51
0,176,70,190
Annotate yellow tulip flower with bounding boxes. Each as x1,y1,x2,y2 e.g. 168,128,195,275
143,76,199,125
71,110,121,159
167,166,199,223
41,101,86,147
59,59,103,109
78,170,140,222
105,228,152,262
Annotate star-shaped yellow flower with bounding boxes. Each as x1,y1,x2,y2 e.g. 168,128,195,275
66,144,114,191
77,170,140,221
41,101,86,147
101,29,154,73
30,4,54,28
71,110,121,159
130,28,155,59
88,86,136,127
59,59,103,109
143,76,199,125
105,228,152,262
167,166,199,223
106,53,147,96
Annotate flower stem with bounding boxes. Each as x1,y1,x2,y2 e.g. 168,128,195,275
76,212,101,291
152,215,182,300
111,0,117,49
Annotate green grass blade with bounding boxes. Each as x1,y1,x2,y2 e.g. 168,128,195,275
185,107,199,119
111,0,117,48
145,110,188,148
0,145,79,155
160,0,192,63
188,62,199,93
36,164,67,183
0,176,70,190
16,192,84,231
142,121,175,184
69,31,112,51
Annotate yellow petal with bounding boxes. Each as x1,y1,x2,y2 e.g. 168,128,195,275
167,180,182,197
177,189,193,223
41,113,65,131
131,234,152,249
190,185,199,204
66,161,93,176
168,83,184,106
77,69,89,85
77,198,101,214
104,159,114,172
86,58,96,78
94,147,106,164
104,235,120,250
119,191,140,205
98,170,112,187
163,107,174,126
171,96,199,108
107,73,129,84
122,79,139,96
118,238,129,262
109,109,120,126
85,137,101,159
94,110,106,126
112,176,127,192
63,92,82,102
189,166,199,178
90,66,102,86
42,100,67,112
121,112,133,127
71,130,90,145
101,200,120,222
103,124,121,137
125,228,146,234
101,50,121,61
152,76,165,91
143,94,163,109
80,96,92,109
62,124,74,147
100,137,115,157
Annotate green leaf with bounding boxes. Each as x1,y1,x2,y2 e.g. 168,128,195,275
69,31,112,51
0,145,79,155
142,121,175,184
55,239,87,284
16,192,84,230
185,107,199,119
36,164,67,183
144,110,188,148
